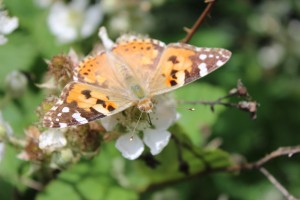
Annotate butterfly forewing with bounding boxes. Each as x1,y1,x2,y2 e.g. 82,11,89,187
112,38,166,90
73,52,128,93
43,37,232,128
150,43,231,95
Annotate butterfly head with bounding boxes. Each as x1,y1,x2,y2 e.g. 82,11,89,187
137,97,153,113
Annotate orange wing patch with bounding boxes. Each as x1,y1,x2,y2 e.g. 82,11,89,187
43,82,133,128
150,43,231,95
74,53,125,91
112,39,165,89
113,39,161,66
159,48,195,87
65,83,118,114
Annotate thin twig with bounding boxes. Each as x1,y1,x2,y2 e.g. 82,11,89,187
260,167,298,200
181,0,217,43
178,94,236,110
227,146,300,171
255,146,300,167
145,145,300,196
177,79,258,119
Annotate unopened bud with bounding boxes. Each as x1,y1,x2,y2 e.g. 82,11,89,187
50,148,75,169
5,70,28,98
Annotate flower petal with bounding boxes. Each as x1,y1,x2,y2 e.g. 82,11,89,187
100,115,119,132
115,133,144,160
81,3,103,38
150,95,178,130
39,129,67,152
0,12,19,35
47,2,77,43
143,129,171,155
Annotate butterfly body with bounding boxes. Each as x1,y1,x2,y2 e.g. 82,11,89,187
43,37,231,128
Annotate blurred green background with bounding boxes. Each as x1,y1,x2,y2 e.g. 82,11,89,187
0,0,300,199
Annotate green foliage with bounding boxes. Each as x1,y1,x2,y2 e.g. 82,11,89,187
175,83,226,145
0,0,300,199
37,135,231,200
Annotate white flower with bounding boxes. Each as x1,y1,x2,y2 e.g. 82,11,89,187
47,0,103,44
39,129,67,153
101,94,178,160
98,26,115,51
0,10,19,45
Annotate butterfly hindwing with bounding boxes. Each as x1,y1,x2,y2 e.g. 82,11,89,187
44,37,232,128
150,43,232,95
43,82,133,128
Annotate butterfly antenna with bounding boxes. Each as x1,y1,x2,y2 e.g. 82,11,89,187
130,111,143,141
147,113,153,126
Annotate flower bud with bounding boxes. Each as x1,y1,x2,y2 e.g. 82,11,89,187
5,70,28,98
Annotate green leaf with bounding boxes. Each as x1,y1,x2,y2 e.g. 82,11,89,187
174,82,226,145
0,178,14,200
0,146,24,191
29,11,71,58
2,90,44,134
0,33,38,84
37,147,138,200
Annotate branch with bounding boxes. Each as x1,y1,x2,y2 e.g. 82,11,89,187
228,146,300,171
145,145,300,198
181,0,217,43
178,80,258,120
260,167,298,200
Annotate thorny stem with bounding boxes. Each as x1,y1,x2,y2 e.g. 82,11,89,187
181,0,217,43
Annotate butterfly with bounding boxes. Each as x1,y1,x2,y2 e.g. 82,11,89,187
43,35,231,128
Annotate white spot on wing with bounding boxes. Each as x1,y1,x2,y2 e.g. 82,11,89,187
59,123,67,128
51,106,58,111
72,112,88,124
198,63,208,77
56,99,63,105
158,41,165,47
216,60,225,67
62,107,70,113
199,54,207,60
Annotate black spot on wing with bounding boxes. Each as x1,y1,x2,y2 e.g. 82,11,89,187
168,55,179,64
81,90,92,99
96,99,106,107
170,80,177,86
108,105,115,111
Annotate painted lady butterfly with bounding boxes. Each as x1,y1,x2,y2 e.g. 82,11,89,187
43,32,231,128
